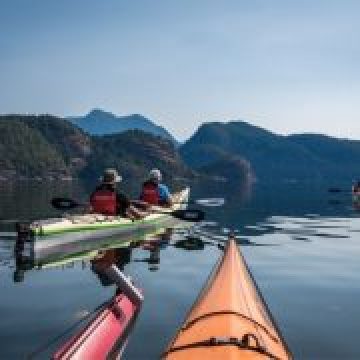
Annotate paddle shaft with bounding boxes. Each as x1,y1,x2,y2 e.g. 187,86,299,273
51,197,205,222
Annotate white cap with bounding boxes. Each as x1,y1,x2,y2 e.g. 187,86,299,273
149,168,162,182
100,168,122,183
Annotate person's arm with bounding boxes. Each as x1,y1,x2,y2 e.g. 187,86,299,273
158,184,172,207
117,192,148,219
126,206,147,220
131,199,151,211
88,191,96,213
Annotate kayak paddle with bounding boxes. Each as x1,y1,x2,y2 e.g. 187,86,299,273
133,197,225,207
187,198,225,207
51,197,85,210
328,187,356,194
51,197,205,222
328,187,347,193
0,231,17,239
0,219,27,223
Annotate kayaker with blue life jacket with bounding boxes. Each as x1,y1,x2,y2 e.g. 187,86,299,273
140,169,172,207
90,169,145,219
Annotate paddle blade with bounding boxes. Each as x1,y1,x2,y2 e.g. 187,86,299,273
51,197,80,210
171,209,205,222
0,219,22,224
195,198,225,207
0,232,17,239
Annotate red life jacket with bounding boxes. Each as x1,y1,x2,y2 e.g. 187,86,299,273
90,189,117,215
140,181,160,205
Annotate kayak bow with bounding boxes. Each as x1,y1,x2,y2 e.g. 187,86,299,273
163,235,292,359
53,287,141,359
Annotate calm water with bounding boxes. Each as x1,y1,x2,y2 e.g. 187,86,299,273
1,181,360,359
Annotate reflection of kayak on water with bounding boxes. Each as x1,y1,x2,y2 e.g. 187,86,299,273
163,234,292,360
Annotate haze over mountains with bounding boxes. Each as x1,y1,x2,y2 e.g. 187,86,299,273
0,111,359,185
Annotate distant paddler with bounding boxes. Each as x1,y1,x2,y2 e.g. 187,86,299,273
352,180,360,195
90,168,145,219
352,180,360,205
139,168,172,207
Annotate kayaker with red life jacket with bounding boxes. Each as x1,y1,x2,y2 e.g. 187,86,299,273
90,169,145,219
140,169,172,207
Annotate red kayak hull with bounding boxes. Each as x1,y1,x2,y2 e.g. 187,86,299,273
53,292,139,359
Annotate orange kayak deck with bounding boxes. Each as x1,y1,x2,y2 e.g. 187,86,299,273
163,236,292,359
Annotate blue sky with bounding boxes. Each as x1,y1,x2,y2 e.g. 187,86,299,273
0,0,359,140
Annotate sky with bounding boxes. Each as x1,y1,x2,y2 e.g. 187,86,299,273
0,0,359,141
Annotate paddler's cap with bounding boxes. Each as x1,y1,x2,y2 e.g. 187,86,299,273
149,168,162,182
101,169,122,184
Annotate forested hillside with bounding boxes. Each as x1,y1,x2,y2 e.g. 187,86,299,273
0,115,191,183
181,121,360,182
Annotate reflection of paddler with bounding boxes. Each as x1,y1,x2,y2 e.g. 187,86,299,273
91,248,143,306
137,240,162,272
147,245,160,272
174,236,205,251
138,229,174,271
13,250,35,283
91,247,133,286
141,228,173,250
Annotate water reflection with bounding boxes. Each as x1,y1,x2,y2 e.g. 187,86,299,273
2,181,360,359
14,239,145,359
12,226,245,284
91,247,133,285
134,235,169,272
10,209,358,284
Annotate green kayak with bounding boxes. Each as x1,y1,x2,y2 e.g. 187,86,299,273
16,188,190,262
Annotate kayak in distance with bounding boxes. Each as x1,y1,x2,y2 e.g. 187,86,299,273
15,188,190,262
352,181,360,203
352,192,360,205
162,235,292,360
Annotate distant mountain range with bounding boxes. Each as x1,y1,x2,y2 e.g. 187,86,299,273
1,112,359,186
68,109,178,146
180,121,360,182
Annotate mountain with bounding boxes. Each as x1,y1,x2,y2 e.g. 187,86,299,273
181,121,360,182
3,113,358,186
0,117,69,180
80,130,193,184
17,114,92,174
198,154,254,192
0,114,191,183
68,109,178,146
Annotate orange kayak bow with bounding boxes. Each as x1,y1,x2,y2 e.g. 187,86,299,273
163,235,292,359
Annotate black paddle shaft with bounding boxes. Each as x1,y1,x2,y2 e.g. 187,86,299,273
51,197,205,222
172,209,205,222
51,197,83,210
